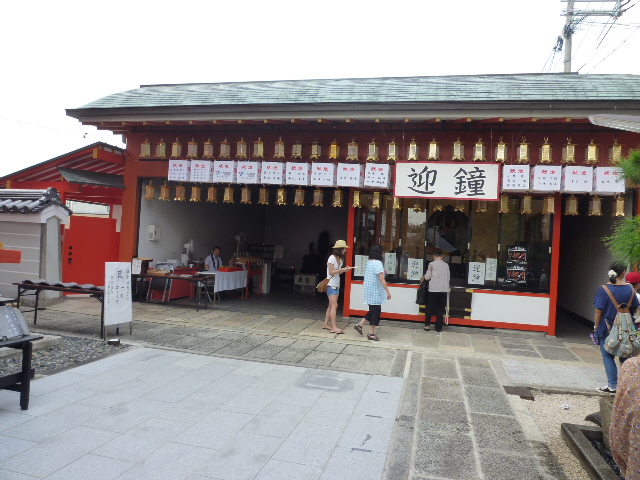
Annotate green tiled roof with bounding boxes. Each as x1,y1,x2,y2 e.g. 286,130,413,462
76,74,640,110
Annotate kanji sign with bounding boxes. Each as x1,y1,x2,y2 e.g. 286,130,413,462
168,160,191,182
395,162,500,200
561,166,593,193
407,258,424,281
237,161,261,184
593,166,624,195
261,161,284,185
337,163,364,188
311,162,337,187
190,160,213,183
213,160,237,183
530,165,561,193
285,162,311,186
364,163,391,189
502,165,530,192
468,262,486,285
104,262,132,327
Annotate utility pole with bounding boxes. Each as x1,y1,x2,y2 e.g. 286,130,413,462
560,0,624,73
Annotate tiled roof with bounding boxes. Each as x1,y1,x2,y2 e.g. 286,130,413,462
0,188,72,214
58,168,124,189
74,74,640,110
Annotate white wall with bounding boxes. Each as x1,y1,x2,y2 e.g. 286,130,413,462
0,222,41,297
40,217,62,302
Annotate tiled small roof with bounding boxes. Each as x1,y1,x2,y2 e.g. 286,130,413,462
73,74,640,111
0,188,72,214
58,168,124,189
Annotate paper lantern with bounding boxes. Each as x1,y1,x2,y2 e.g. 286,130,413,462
140,138,151,158
542,196,555,215
539,137,552,164
428,138,440,161
310,140,321,160
346,139,359,162
312,189,323,207
561,138,576,164
236,138,248,159
155,138,167,159
564,195,579,216
407,137,419,161
252,138,264,159
144,180,155,200
223,186,235,203
372,192,381,209
498,196,509,213
206,186,218,203
332,189,343,207
473,138,485,162
219,139,231,159
258,188,269,205
241,187,252,204
517,137,530,164
187,139,198,159
294,189,305,206
520,195,532,214
609,139,623,165
170,138,182,159
367,139,379,162
614,195,625,216
588,196,602,216
277,188,287,205
190,185,201,202
274,137,285,159
352,190,362,208
585,139,600,165
387,139,399,162
475,201,487,213
291,140,302,159
159,182,171,201
174,184,186,201
495,137,508,163
329,140,340,160
392,196,402,210
203,138,214,159
452,138,465,161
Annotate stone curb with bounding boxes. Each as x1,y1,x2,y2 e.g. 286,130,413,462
0,334,61,359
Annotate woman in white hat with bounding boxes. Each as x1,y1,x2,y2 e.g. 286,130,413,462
323,240,354,334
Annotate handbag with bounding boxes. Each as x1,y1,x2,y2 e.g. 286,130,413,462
602,285,640,358
415,279,429,305
316,277,330,293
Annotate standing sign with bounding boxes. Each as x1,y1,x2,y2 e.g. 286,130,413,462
168,160,191,182
407,258,424,281
261,162,284,185
395,162,500,200
502,165,530,192
190,160,213,183
237,161,261,184
364,164,391,189
468,262,486,285
311,163,337,187
104,262,132,328
213,161,238,183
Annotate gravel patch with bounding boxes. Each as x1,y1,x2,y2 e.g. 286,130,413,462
0,334,129,376
525,391,601,480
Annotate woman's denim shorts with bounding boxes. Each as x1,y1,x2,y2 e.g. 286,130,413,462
327,286,340,296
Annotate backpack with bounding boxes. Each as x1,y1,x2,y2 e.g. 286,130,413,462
602,285,640,358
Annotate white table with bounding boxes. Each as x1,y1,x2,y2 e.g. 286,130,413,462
198,270,248,293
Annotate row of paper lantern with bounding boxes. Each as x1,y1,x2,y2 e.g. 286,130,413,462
144,183,624,216
141,136,625,165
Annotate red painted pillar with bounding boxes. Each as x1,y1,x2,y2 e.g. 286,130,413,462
547,194,562,336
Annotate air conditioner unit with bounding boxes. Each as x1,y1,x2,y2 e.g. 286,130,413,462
148,225,160,241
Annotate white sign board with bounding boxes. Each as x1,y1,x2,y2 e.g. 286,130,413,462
237,161,261,184
468,262,486,285
190,160,213,183
285,162,311,186
384,252,397,276
311,163,337,187
168,160,191,182
354,255,368,277
593,166,625,195
485,258,497,282
104,262,132,327
213,160,238,183
530,165,561,193
395,162,500,200
294,274,316,286
407,258,424,281
502,165,530,192
261,162,285,185
364,163,391,189
337,163,365,188
561,166,593,193
273,245,284,260
131,259,142,275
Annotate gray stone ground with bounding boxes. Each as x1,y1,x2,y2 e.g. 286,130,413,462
0,292,609,479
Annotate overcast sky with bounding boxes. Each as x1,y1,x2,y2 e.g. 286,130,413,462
2,0,639,177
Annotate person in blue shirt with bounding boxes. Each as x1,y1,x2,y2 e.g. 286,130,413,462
353,244,391,341
593,261,639,394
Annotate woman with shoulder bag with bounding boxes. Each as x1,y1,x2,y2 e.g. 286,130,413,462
593,262,639,394
322,240,354,334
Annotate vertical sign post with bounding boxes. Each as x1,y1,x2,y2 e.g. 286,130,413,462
104,262,132,341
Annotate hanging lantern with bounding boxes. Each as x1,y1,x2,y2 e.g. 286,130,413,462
276,188,287,205
273,137,285,159
159,182,171,201
498,195,509,213
329,139,340,160
206,186,218,203
170,138,182,159
187,139,198,159
412,200,425,212
367,139,379,162
473,138,485,162
585,139,599,165
252,138,264,159
190,185,202,202
294,189,305,206
203,138,214,159
609,139,623,165
588,196,602,216
312,189,323,207
240,187,252,204
236,138,248,159
542,196,555,215
258,187,269,205
155,138,167,159
310,140,322,160
428,138,440,160
614,195,625,216
407,137,419,161
219,138,231,159
564,195,579,216
223,186,235,203
452,138,464,161
495,137,508,163
539,137,552,164
144,180,155,200
392,196,402,210
332,189,343,207
140,138,151,158
346,139,359,162
520,195,532,214
475,201,487,213
387,138,399,162
175,184,187,201
561,138,576,164
291,140,303,159
517,137,530,164
352,190,362,208
454,200,465,212
372,192,382,209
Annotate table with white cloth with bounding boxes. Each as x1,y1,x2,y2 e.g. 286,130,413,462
199,270,248,295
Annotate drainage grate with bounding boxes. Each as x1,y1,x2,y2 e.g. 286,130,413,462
503,385,535,400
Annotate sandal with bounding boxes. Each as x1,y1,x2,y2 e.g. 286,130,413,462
331,329,345,334
423,326,430,331
322,326,331,330
367,334,380,341
354,324,363,335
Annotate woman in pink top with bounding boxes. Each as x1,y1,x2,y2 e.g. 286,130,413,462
423,249,450,332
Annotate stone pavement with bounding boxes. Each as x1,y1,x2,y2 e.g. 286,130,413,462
0,294,609,479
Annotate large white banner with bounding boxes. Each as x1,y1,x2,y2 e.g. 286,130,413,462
394,162,500,200
104,262,132,327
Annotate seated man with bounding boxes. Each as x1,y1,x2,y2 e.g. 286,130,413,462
205,246,223,271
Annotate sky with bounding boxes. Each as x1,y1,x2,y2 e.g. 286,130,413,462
2,0,639,177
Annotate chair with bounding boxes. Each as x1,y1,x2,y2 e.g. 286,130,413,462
146,263,174,303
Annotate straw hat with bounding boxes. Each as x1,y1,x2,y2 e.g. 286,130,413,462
332,240,349,249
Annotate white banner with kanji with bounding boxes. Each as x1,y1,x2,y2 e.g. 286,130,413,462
261,162,284,185
190,160,213,183
394,162,500,200
213,160,237,183
561,166,593,193
593,166,624,195
168,160,191,182
502,165,530,192
237,161,261,184
364,163,391,189
311,162,337,187
337,163,364,188
530,165,561,193
285,162,311,186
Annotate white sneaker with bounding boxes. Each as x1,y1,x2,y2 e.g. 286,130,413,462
596,386,616,394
